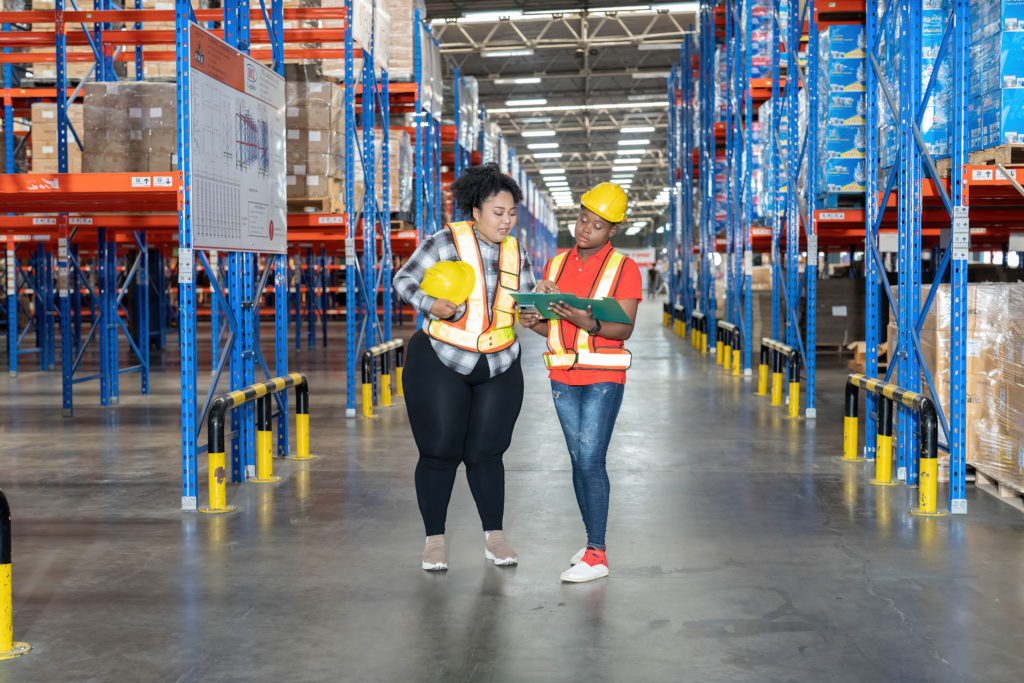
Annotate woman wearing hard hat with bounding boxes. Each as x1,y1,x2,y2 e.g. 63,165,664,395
393,162,554,572
520,182,642,583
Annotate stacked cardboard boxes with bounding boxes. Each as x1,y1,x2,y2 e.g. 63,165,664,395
286,80,346,208
30,102,84,173
82,82,177,173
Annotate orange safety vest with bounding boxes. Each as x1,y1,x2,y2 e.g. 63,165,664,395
544,249,632,371
426,221,521,353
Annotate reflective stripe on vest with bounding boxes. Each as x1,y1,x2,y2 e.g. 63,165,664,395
427,221,521,353
544,249,632,371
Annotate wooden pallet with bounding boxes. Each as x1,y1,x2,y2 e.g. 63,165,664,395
972,465,1024,513
936,145,1024,178
287,197,343,215
819,192,865,209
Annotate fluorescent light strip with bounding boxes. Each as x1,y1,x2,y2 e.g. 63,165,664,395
494,77,541,85
506,98,547,107
521,130,556,138
621,126,656,133
489,101,669,114
533,152,563,159
539,168,566,175
612,165,638,171
483,48,534,58
618,139,650,146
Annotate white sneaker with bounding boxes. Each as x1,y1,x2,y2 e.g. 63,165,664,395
422,535,447,571
560,548,609,583
484,530,518,566
569,547,587,566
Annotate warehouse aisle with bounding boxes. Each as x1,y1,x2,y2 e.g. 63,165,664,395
2,301,1024,682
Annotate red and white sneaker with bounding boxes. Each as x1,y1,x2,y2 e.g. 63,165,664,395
560,548,609,582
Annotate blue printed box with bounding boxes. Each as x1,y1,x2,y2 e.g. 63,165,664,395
821,158,866,193
971,0,1024,33
821,92,866,125
819,25,865,59
822,58,866,92
970,31,1024,91
982,87,1024,145
821,125,866,159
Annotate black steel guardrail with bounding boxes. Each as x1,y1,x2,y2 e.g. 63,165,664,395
361,340,404,418
758,338,800,418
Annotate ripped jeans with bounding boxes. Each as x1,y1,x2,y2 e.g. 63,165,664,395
550,381,625,549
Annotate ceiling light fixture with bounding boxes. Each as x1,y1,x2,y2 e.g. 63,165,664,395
621,126,656,133
488,101,669,114
533,152,564,159
494,76,542,85
520,116,552,123
521,130,556,137
483,48,535,58
539,168,566,175
528,142,559,149
637,43,683,52
506,98,547,107
618,139,650,146
612,165,639,171
462,10,524,22
631,71,672,79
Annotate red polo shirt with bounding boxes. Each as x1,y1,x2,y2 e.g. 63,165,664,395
543,242,642,386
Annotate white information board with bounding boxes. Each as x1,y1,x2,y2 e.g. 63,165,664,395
188,23,287,254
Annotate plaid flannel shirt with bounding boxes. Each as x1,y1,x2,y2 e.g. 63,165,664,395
394,226,537,377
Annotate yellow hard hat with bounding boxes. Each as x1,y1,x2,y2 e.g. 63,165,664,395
419,260,476,305
581,182,628,223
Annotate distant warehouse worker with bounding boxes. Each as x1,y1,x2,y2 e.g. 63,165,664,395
394,162,555,572
520,182,641,583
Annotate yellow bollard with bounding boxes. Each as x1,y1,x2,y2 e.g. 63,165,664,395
757,363,769,395
382,372,392,407
910,400,946,516
871,431,897,486
199,450,236,513
716,339,725,365
843,416,859,461
732,349,741,376
770,372,783,406
288,381,316,461
361,382,374,419
0,491,30,660
395,366,404,396
788,381,800,418
251,396,282,483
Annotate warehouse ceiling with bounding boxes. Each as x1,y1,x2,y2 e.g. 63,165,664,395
424,2,696,236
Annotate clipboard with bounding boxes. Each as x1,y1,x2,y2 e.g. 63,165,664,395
511,292,632,324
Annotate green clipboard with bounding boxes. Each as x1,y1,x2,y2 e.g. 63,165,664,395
511,292,632,324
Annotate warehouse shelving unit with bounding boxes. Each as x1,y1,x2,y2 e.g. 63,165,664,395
413,6,442,239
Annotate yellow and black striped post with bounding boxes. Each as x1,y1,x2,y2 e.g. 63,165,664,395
361,351,375,419
715,325,725,365
395,346,405,397
381,350,393,408
870,397,898,486
842,379,865,461
288,376,316,461
251,395,282,483
0,491,30,660
757,342,770,395
770,346,783,406
730,328,741,376
201,393,237,514
663,303,671,328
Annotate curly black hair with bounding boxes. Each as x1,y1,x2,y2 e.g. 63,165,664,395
450,162,523,217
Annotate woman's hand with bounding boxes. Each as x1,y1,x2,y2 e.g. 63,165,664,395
518,308,545,329
429,298,458,319
535,279,559,294
547,300,597,331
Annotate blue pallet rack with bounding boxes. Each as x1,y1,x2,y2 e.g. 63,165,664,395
696,0,717,350
864,0,970,513
668,37,696,335
414,7,442,240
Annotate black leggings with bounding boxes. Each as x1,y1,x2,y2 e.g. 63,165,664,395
403,331,525,536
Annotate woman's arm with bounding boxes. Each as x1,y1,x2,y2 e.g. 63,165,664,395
546,298,638,341
393,234,459,319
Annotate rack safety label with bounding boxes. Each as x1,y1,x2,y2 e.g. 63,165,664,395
131,176,152,188
317,216,346,225
69,217,93,225
154,176,174,187
806,234,818,256
819,212,845,221
58,238,67,260
952,206,969,260
178,248,194,284
32,217,56,226
971,168,994,181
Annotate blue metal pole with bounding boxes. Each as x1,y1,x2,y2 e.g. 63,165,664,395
382,70,393,341
741,0,753,374
864,0,881,458
804,0,819,415
344,0,358,416
948,0,969,513
210,252,220,372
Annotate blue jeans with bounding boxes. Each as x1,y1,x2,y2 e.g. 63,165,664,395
550,381,625,549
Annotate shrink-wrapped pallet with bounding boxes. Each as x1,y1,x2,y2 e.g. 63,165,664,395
30,102,84,173
82,82,177,173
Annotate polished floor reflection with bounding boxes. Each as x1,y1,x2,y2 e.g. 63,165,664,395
2,301,1023,682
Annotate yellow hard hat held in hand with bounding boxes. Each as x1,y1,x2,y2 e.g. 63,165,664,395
581,182,628,224
419,260,476,305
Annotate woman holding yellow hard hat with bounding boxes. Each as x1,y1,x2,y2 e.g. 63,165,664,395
394,162,553,572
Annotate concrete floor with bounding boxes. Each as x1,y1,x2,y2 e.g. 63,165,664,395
2,301,1024,682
